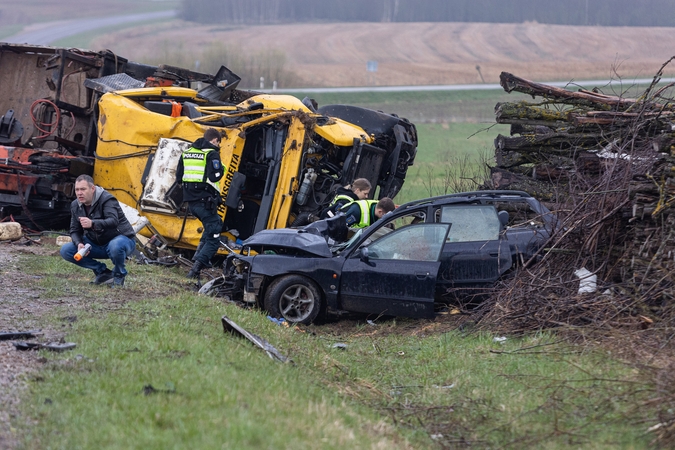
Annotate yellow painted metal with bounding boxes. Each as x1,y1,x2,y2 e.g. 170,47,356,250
114,86,204,100
92,88,374,252
94,91,218,249
315,118,372,146
267,116,307,229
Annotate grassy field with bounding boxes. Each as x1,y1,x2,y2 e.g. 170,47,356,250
15,247,656,449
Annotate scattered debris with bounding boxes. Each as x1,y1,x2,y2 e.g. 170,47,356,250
432,384,455,389
13,342,76,352
221,315,290,363
331,343,348,350
574,267,597,294
0,330,41,341
267,316,286,326
141,384,176,396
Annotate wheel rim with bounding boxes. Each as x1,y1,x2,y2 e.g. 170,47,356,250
279,284,315,322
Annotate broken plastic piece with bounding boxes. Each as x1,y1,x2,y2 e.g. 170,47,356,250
267,316,286,325
142,384,176,395
0,330,41,341
13,341,76,352
574,267,597,294
221,315,289,363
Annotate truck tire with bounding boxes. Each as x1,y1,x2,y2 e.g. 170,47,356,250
264,275,322,325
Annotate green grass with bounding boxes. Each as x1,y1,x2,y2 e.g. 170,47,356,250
396,122,508,202
297,89,528,125
14,248,658,449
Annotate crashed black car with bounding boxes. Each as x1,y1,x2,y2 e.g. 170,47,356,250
202,190,557,324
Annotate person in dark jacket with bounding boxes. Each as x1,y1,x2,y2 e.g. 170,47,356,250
339,197,396,228
319,178,371,219
60,174,136,287
175,128,224,279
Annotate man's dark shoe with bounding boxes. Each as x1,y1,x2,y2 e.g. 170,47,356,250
186,261,204,279
91,268,113,285
110,276,125,288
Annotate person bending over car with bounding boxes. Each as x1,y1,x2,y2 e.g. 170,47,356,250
319,178,371,219
340,197,395,228
60,174,136,287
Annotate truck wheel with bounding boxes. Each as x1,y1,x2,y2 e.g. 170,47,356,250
264,275,322,325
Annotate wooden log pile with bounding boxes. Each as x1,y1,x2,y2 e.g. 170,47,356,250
478,58,675,333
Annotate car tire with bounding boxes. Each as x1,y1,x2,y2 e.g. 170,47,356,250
264,275,323,325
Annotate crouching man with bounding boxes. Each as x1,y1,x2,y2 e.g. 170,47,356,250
60,174,136,287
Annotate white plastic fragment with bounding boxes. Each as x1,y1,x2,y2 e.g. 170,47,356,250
574,267,597,294
493,336,507,343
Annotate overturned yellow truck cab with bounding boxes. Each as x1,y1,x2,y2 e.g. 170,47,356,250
94,90,417,252
0,43,417,253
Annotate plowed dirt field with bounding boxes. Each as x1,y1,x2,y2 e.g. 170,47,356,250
91,21,675,87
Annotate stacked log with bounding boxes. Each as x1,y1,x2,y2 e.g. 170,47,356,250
479,58,675,332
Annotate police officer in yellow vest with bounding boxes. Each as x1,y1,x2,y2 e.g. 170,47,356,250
176,128,224,279
319,178,371,219
339,197,396,228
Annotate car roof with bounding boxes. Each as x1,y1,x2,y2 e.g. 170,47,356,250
382,190,556,228
395,190,535,209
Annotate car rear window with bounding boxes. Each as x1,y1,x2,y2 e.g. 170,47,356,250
439,205,500,242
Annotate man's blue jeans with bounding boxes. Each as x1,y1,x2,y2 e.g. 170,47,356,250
60,235,136,278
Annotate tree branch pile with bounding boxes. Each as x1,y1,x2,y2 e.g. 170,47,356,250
477,59,675,335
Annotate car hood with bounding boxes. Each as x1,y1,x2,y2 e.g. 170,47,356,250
243,228,333,257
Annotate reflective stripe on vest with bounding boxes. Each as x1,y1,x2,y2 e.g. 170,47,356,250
354,199,378,228
181,147,220,193
329,193,354,207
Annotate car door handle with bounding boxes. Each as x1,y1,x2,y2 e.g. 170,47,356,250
415,272,430,280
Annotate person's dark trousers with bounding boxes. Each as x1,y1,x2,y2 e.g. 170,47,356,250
60,235,136,278
188,201,223,266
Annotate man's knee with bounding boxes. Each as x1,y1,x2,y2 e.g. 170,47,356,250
60,242,76,261
107,237,133,257
204,217,223,238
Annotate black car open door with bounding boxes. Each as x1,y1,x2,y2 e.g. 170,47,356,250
338,223,450,319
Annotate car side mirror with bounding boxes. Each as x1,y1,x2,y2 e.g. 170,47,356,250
359,247,369,263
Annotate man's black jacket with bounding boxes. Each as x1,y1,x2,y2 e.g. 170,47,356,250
69,187,135,247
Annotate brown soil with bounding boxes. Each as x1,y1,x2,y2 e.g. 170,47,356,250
91,21,675,87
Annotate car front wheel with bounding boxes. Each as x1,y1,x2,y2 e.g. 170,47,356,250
264,275,322,325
